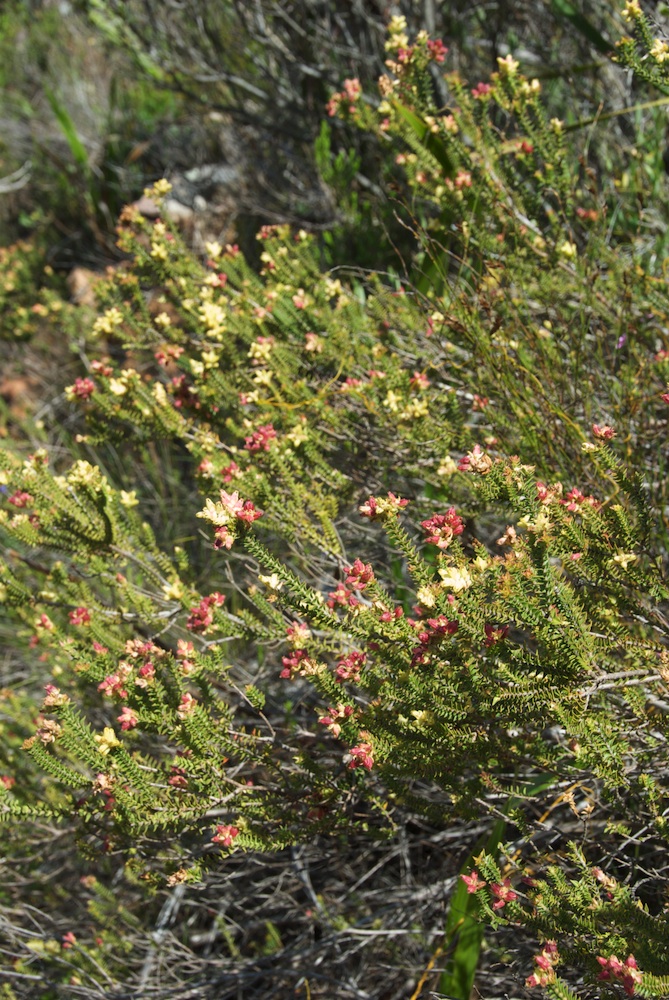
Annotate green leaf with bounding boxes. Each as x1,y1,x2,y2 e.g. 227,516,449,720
392,101,455,177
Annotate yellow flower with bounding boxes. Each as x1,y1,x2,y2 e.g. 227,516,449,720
384,390,402,412
162,580,184,600
119,490,139,508
559,240,577,259
93,307,124,337
197,498,227,526
438,566,472,591
411,709,436,728
249,339,274,362
497,54,520,75
150,242,168,261
108,378,128,396
416,585,438,608
205,241,223,260
650,39,669,62
150,178,172,197
622,0,641,18
612,552,637,569
95,727,121,756
400,398,429,420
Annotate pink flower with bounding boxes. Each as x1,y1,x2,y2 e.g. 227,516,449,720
244,424,276,452
186,592,225,632
461,871,486,893
411,615,459,665
471,82,492,98
335,650,366,684
280,649,305,679
212,824,240,847
421,508,464,549
458,444,493,474
118,706,139,730
342,78,361,101
597,955,642,996
427,38,448,62
177,692,197,719
70,377,96,400
286,622,311,646
379,605,403,623
90,360,113,376
8,490,33,508
62,932,77,949
98,673,128,700
359,492,409,519
348,738,374,770
359,496,378,518
214,525,234,549
592,423,615,440
455,170,472,189
661,392,669,404
134,661,156,688
490,878,517,909
93,641,108,654
318,703,354,738
327,584,359,610
168,766,188,788
221,461,240,483
69,606,91,626
36,718,62,744
43,685,68,708
344,558,374,590
305,332,323,352
237,500,263,524
484,624,509,647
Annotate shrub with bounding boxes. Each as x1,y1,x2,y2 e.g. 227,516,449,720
3,12,669,998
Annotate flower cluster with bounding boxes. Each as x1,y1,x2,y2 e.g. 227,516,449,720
359,492,409,520
526,941,559,989
460,871,517,910
411,615,458,665
420,508,464,549
186,592,225,633
197,490,264,549
596,955,643,996
326,77,362,117
244,423,277,452
211,824,240,847
334,650,366,684
318,703,354,738
347,737,374,770
458,444,493,474
344,558,374,590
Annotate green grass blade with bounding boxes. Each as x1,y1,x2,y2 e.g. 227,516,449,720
45,88,89,169
392,101,455,176
439,820,505,999
550,0,612,55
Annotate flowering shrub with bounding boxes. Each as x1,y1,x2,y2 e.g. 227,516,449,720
4,12,669,998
